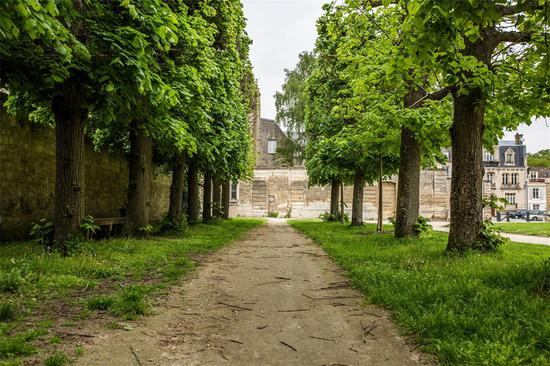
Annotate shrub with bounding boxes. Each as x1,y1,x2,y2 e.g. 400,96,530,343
0,269,23,293
160,216,187,233
473,220,509,252
44,352,67,366
80,215,100,240
267,211,279,218
319,211,349,223
86,296,115,311
414,216,433,235
29,219,54,249
111,286,148,320
0,303,15,322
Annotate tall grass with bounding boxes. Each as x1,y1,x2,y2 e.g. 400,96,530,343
290,220,550,365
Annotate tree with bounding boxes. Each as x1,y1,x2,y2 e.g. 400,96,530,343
529,149,550,168
1,0,184,249
397,0,549,251
337,1,452,237
275,51,316,165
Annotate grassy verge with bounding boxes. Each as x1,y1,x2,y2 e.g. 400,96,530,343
495,222,550,237
290,220,550,365
0,218,264,365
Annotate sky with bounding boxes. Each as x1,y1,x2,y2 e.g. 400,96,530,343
242,0,550,153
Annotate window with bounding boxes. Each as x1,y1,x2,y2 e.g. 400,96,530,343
505,193,516,205
502,173,509,185
511,173,518,185
530,171,538,179
230,181,238,201
506,153,514,165
445,165,452,177
486,172,494,183
533,188,540,199
533,204,540,210
484,151,494,161
267,139,277,154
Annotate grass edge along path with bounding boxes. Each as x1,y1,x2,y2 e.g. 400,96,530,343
289,220,550,365
495,222,550,237
0,218,264,366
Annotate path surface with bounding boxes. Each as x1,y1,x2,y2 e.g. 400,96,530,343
431,222,550,246
77,220,429,366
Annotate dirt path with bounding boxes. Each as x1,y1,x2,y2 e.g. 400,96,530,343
76,220,429,365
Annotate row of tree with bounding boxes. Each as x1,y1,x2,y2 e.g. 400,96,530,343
276,0,548,252
0,0,257,252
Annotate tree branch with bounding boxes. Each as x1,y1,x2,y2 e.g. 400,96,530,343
496,1,545,16
497,31,533,43
410,86,453,108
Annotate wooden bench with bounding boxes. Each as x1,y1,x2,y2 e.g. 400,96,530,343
94,217,125,237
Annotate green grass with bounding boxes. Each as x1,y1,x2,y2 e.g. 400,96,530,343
496,222,550,237
289,220,550,365
0,218,263,364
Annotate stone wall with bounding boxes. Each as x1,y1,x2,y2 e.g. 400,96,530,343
254,118,290,169
231,168,453,220
0,108,171,241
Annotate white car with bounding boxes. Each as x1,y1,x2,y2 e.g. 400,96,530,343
528,211,547,221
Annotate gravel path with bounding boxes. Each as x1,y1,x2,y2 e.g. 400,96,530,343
76,220,430,366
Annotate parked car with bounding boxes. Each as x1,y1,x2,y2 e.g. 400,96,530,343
527,210,547,221
508,210,528,219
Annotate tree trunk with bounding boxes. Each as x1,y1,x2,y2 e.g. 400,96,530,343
186,159,199,224
125,124,153,236
212,179,222,218
221,180,230,219
447,88,485,251
202,172,213,222
447,39,491,252
395,128,421,237
168,153,186,224
351,170,364,227
51,81,88,253
377,155,384,233
340,182,345,224
330,178,340,218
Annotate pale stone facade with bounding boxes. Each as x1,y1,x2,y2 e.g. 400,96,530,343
230,167,453,220
482,135,528,210
528,168,550,211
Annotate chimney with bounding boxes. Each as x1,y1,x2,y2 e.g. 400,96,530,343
515,133,523,145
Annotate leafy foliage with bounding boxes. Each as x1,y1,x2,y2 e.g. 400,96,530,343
528,149,550,168
413,216,433,236
473,220,509,253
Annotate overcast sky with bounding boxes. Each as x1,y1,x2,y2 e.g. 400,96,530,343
242,0,550,153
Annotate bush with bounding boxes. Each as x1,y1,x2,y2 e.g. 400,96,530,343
111,286,148,320
0,303,15,322
0,269,23,293
267,211,279,218
86,296,115,311
29,219,54,249
44,352,67,366
160,216,187,233
319,211,349,223
414,216,433,235
80,215,100,240
473,220,509,252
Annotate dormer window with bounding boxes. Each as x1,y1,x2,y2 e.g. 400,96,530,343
484,151,494,161
529,171,538,179
267,139,277,154
504,148,515,165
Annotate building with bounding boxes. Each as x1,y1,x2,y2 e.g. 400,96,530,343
230,117,453,220
482,134,528,210
527,167,550,211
